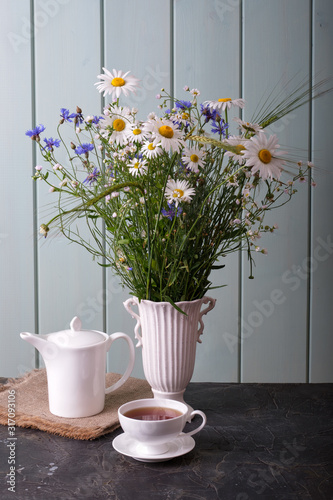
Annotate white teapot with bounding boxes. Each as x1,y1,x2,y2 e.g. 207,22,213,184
20,317,135,418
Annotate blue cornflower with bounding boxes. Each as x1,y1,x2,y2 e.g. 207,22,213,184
83,167,100,185
161,202,183,221
43,137,61,151
211,119,228,136
75,143,94,155
175,100,192,110
25,124,45,138
60,108,77,122
73,112,84,127
91,115,103,125
200,104,220,123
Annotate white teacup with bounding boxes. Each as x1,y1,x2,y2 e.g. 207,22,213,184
118,398,206,455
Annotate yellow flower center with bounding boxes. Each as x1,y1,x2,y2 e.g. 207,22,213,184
111,77,125,87
218,98,232,102
173,189,184,198
159,125,174,139
133,162,140,169
148,143,155,150
113,118,126,132
182,112,189,120
235,145,245,154
190,154,199,163
258,149,272,164
133,128,142,135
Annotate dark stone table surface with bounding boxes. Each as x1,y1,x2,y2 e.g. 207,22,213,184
0,381,332,500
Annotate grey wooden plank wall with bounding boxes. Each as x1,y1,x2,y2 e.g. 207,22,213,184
1,0,332,382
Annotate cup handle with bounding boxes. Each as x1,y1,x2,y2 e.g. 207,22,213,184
183,410,207,437
105,332,135,394
123,297,143,347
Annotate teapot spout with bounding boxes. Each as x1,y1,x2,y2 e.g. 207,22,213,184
20,332,60,364
20,332,47,357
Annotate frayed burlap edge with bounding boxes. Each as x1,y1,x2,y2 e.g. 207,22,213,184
0,409,118,440
0,369,152,440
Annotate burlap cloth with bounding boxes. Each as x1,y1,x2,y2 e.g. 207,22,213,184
0,369,152,440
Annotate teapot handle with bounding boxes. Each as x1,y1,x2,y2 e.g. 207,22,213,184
197,296,216,343
123,297,143,347
104,332,135,394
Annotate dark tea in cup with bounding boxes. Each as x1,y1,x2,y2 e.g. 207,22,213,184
124,406,183,421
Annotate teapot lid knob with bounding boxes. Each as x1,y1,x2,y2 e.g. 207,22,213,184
70,316,82,332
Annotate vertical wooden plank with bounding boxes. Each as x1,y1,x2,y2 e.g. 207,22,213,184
34,0,104,343
174,0,242,382
0,0,36,377
310,0,333,381
104,0,172,120
241,0,311,381
103,0,172,379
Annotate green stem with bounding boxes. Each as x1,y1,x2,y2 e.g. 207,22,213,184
146,152,178,299
44,181,145,227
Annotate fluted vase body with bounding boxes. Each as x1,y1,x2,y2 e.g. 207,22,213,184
123,296,216,409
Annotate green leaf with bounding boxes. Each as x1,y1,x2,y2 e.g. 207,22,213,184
97,262,112,268
207,284,227,290
164,296,187,315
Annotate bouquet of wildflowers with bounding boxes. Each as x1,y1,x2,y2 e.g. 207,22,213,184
27,68,320,306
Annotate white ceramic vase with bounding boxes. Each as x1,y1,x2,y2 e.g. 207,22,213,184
123,296,216,412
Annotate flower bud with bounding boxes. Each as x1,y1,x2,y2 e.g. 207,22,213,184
76,106,82,114
40,224,49,238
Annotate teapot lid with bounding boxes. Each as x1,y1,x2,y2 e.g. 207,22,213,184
46,317,106,347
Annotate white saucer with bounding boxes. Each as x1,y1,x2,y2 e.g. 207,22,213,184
112,433,195,462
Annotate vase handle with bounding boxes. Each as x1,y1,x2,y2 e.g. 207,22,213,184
123,297,143,347
197,296,216,343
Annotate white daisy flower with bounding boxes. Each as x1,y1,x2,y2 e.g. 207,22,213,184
165,179,195,207
109,118,132,146
100,106,131,130
143,118,184,153
242,132,285,181
128,158,148,176
126,123,147,144
100,108,132,146
226,176,239,187
95,68,140,99
141,141,163,159
182,146,206,173
190,88,200,97
203,98,245,112
169,111,192,127
224,135,247,164
234,117,262,136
